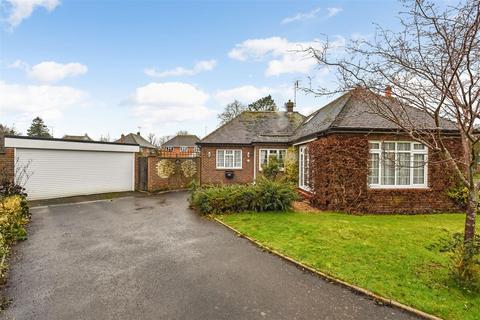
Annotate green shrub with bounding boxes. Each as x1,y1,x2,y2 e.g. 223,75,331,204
0,195,30,283
439,232,480,291
283,146,298,184
190,179,298,214
261,155,282,180
447,184,469,207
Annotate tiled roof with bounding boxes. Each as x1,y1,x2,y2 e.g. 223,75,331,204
199,112,305,145
115,133,156,148
292,90,457,142
162,135,200,147
200,90,458,146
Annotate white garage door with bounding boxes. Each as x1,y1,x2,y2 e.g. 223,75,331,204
16,148,135,200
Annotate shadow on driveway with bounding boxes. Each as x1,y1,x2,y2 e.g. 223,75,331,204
2,191,417,320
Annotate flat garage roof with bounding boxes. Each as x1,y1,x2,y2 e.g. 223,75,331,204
5,136,140,153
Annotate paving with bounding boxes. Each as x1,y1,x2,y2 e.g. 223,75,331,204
2,191,417,320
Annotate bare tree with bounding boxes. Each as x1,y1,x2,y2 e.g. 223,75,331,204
99,134,111,142
218,100,247,126
305,0,479,246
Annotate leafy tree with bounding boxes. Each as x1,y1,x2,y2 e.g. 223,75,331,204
27,117,51,138
0,124,20,137
247,95,277,112
217,100,247,126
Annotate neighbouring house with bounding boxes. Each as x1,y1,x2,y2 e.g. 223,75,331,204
116,132,156,155
63,134,93,141
161,134,200,157
197,92,462,214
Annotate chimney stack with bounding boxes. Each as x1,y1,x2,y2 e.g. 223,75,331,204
120,133,125,143
385,85,392,97
285,100,294,113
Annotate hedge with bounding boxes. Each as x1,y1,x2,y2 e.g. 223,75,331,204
0,195,29,284
190,179,298,215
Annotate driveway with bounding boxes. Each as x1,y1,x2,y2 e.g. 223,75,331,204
2,192,416,320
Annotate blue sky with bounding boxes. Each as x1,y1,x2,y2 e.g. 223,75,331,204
0,0,402,140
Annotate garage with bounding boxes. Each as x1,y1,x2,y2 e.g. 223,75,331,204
4,136,139,200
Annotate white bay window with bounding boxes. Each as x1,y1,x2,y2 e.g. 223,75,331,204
216,149,242,169
369,141,428,188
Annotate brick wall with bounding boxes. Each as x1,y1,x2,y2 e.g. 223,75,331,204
200,145,254,185
0,147,15,183
146,156,199,192
308,133,463,214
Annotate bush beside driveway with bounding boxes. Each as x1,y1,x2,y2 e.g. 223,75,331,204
217,211,479,320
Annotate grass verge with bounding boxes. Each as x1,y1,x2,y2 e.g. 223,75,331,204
217,212,479,320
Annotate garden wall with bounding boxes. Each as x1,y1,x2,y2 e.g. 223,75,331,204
144,156,200,192
0,147,14,183
308,133,463,214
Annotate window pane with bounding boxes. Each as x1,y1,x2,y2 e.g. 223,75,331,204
413,143,425,150
225,154,233,168
382,152,395,185
369,142,380,150
368,153,380,184
397,143,411,151
217,150,224,167
413,154,425,184
234,150,241,168
396,152,411,185
260,150,268,165
278,150,286,167
383,142,395,151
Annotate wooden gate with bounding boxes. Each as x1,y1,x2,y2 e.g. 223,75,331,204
137,157,148,191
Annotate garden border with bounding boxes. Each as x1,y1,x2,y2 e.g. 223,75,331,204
214,217,443,320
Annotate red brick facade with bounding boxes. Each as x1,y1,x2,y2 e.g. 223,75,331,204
200,146,254,185
306,133,463,214
146,156,199,192
0,147,14,182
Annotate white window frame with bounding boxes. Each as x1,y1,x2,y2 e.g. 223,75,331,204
180,146,188,152
368,141,428,189
259,148,287,171
299,145,311,191
216,149,242,169
165,146,173,152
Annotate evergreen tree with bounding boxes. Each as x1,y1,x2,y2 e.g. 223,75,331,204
247,95,277,112
27,117,52,137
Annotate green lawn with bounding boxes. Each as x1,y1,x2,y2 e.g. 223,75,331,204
217,212,479,320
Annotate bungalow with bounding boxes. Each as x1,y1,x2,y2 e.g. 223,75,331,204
197,90,462,214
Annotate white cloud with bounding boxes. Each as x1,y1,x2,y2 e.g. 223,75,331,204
0,80,87,119
327,7,343,17
4,0,60,28
28,61,88,83
144,60,217,78
281,7,320,24
129,82,213,124
9,60,88,83
214,85,277,105
228,36,345,76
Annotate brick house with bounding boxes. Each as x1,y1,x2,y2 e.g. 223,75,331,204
197,92,462,213
116,132,156,156
161,134,200,157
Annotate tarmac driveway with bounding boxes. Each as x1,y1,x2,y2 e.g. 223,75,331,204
2,191,416,320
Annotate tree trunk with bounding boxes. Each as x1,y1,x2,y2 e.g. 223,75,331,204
464,186,477,244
